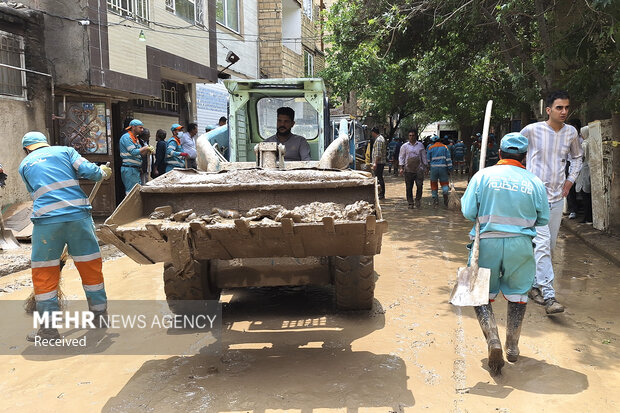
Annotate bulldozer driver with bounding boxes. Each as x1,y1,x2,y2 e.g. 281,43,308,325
265,107,311,161
18,132,113,341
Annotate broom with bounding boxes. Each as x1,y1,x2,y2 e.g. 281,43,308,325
24,163,109,314
448,178,461,210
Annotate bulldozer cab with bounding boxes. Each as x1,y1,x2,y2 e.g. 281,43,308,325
224,78,331,163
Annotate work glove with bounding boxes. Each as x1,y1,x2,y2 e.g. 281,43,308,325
100,164,112,180
180,152,189,157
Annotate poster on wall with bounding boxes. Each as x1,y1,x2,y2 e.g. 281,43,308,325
58,102,108,155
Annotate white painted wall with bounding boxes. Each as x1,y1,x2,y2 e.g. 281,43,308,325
282,0,301,54
216,0,259,79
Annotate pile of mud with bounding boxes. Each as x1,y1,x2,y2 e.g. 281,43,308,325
148,201,375,224
148,168,372,187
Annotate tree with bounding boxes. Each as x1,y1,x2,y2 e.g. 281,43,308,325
322,0,619,129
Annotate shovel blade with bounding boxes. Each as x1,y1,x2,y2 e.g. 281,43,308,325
449,266,491,306
0,229,20,250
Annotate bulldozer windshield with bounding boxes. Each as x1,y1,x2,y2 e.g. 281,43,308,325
257,97,319,141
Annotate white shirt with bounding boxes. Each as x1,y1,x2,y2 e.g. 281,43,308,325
180,132,197,160
521,121,583,203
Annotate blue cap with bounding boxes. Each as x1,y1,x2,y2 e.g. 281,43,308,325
500,132,528,154
430,135,439,142
171,123,183,132
125,119,143,130
22,131,49,150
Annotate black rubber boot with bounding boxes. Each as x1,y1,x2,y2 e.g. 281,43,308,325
26,327,61,342
474,304,504,375
505,301,527,362
443,193,449,206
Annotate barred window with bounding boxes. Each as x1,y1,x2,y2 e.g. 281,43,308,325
135,81,180,113
107,0,149,24
303,0,313,21
167,0,205,26
0,31,26,98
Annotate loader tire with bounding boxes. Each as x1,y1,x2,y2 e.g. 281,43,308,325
333,255,375,311
163,260,221,315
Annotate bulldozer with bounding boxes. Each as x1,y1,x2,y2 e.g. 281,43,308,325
98,79,387,312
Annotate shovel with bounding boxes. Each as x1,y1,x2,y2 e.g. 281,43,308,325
449,100,493,306
0,208,20,250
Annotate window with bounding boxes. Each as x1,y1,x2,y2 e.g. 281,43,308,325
0,31,25,98
135,81,180,113
257,97,319,140
107,0,149,24
168,0,204,25
304,50,314,77
303,0,313,20
216,0,240,32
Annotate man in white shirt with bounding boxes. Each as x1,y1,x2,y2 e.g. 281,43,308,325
181,122,199,169
520,91,583,314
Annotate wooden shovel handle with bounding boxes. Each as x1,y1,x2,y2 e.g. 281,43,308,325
471,100,493,274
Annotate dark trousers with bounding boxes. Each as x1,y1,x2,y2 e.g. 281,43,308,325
579,191,592,222
404,172,423,204
375,163,385,197
567,184,578,213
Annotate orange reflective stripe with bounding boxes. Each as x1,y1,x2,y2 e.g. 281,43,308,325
32,266,61,295
440,181,449,186
430,181,439,190
74,258,104,286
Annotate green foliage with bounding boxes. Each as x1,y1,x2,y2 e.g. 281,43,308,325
321,0,620,130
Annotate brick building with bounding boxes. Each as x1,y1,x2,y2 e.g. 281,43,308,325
258,0,324,78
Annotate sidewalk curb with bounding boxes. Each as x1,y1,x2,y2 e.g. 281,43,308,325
561,219,620,267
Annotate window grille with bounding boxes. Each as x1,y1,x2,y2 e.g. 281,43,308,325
303,0,313,21
165,0,175,12
0,31,26,98
135,81,180,113
167,0,205,26
107,0,149,24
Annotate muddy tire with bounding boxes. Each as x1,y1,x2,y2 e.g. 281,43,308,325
333,255,375,310
163,260,221,315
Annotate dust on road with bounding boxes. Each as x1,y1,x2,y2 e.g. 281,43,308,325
0,175,617,412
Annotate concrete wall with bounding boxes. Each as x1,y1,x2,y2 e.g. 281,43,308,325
20,0,91,87
0,6,50,207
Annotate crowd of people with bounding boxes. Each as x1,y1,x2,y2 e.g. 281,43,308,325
118,117,227,194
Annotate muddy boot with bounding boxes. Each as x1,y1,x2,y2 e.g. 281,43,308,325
474,304,504,375
544,297,565,314
443,193,449,207
26,327,61,342
432,197,439,208
415,199,421,209
528,287,545,305
92,310,109,329
505,302,527,362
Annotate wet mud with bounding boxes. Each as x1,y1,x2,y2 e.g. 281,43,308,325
0,175,618,412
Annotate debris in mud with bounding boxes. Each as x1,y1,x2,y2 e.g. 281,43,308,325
245,201,375,223
172,209,194,222
212,208,240,219
147,200,374,225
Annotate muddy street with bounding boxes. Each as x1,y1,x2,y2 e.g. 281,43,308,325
0,175,618,412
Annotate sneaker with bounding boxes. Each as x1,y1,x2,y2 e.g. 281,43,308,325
26,327,61,342
568,212,577,219
528,287,546,306
545,298,565,314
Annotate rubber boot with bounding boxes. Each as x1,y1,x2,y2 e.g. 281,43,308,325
474,304,504,375
415,199,421,209
443,193,449,207
505,301,527,362
26,327,60,342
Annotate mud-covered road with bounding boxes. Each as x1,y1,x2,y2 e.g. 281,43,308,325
0,175,618,412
